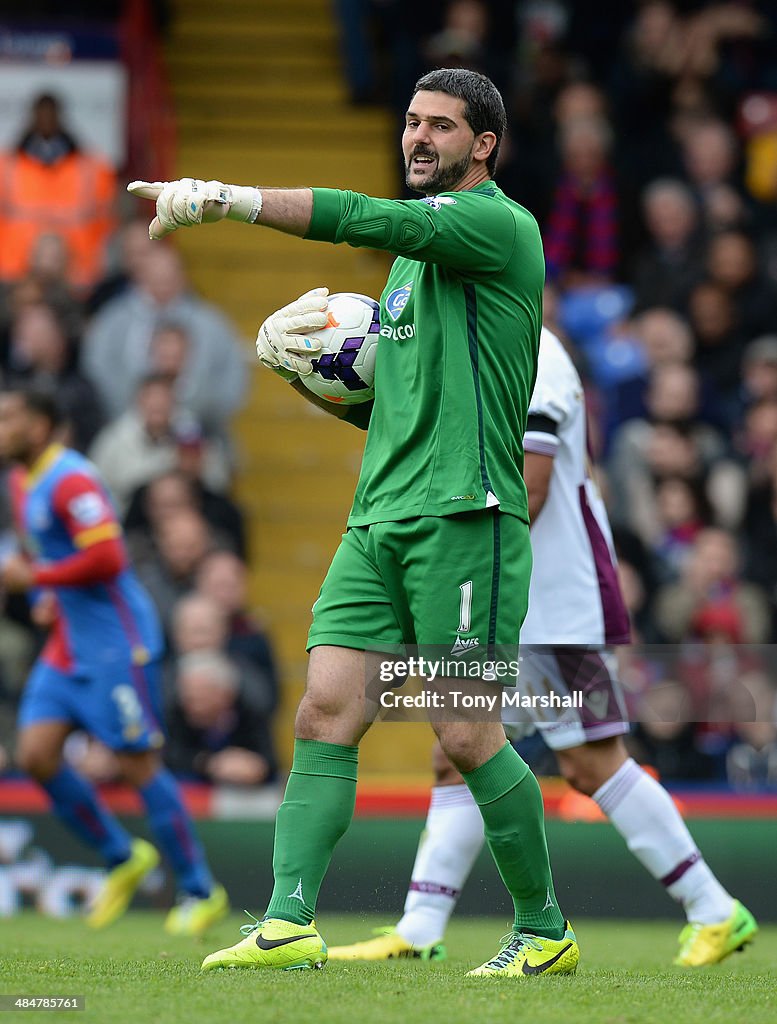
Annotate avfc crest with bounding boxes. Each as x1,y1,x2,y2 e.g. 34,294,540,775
386,282,413,322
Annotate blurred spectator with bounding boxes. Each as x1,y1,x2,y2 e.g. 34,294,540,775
425,0,490,74
741,336,777,407
334,0,378,105
650,427,708,532
544,116,619,285
89,374,230,513
86,218,155,315
0,94,116,292
706,230,777,342
726,672,777,790
170,592,229,655
610,2,685,186
500,65,578,224
150,320,246,433
124,469,247,561
169,419,241,539
687,279,746,417
630,681,719,782
680,119,742,231
606,309,697,440
0,264,80,373
635,308,694,367
608,363,726,539
134,510,213,628
644,359,702,423
169,589,277,715
5,303,103,451
195,549,279,705
149,322,188,379
632,179,704,311
81,244,245,432
735,398,777,489
25,234,83,338
554,81,609,125
654,528,771,643
651,476,710,582
164,650,276,785
672,629,769,765
133,469,196,527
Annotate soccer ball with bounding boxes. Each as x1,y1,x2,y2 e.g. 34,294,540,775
300,292,380,405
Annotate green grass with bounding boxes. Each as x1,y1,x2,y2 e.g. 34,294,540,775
1,912,775,1024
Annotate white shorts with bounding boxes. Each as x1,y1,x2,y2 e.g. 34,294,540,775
503,646,630,751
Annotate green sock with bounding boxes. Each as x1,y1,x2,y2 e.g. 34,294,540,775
265,739,358,925
463,743,566,940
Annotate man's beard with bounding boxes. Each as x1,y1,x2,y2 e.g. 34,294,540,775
405,148,473,195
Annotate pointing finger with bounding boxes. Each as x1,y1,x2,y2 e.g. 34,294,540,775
126,180,166,200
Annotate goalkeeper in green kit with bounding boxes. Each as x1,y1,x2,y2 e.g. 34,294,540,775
129,68,579,978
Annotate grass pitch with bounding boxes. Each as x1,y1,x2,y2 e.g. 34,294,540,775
1,912,775,1024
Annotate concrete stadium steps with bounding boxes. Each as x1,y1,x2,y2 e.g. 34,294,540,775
167,0,400,770
174,116,392,150
173,232,391,276
166,50,342,73
174,152,396,192
173,78,349,107
170,27,342,62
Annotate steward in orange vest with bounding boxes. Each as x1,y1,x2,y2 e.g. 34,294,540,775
0,94,116,292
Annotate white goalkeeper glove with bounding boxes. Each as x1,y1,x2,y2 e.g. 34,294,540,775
126,178,263,239
255,287,329,379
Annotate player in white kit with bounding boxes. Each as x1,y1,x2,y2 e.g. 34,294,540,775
329,329,755,968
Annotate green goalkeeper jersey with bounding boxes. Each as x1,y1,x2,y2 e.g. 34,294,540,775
306,181,544,526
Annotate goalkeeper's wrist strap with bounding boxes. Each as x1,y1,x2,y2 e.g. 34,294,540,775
227,185,263,224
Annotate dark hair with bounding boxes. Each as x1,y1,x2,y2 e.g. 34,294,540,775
4,386,63,430
412,68,507,175
655,474,712,526
33,93,61,113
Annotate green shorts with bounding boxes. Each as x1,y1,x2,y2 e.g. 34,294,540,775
307,510,531,652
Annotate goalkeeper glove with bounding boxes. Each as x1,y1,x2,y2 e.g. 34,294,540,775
126,178,263,239
256,287,329,379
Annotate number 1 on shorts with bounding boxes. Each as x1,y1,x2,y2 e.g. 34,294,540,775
458,580,473,633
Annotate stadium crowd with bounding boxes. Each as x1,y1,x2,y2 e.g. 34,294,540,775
2,0,777,790
0,91,279,788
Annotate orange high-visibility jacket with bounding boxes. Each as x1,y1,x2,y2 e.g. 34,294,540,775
0,149,116,290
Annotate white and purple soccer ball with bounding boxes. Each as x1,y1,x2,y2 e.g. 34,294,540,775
300,292,380,405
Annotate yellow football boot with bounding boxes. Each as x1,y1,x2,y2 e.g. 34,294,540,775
86,838,159,929
164,884,230,937
467,922,579,977
201,915,327,971
674,900,758,966
328,927,446,961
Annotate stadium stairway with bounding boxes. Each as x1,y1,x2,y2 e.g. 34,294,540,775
164,0,432,773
